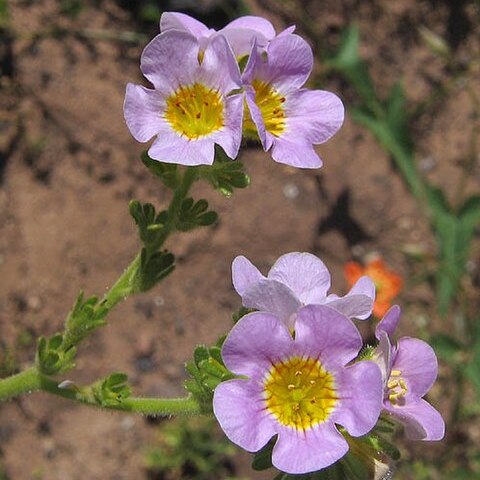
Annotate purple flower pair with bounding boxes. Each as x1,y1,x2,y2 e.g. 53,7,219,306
124,12,344,168
213,305,383,474
213,252,445,474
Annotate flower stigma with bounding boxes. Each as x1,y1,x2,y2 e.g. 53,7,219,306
244,80,286,137
263,356,338,430
387,369,408,405
165,83,224,139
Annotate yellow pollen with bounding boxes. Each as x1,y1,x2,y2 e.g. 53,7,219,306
243,80,286,137
165,83,224,140
263,356,338,431
387,370,408,405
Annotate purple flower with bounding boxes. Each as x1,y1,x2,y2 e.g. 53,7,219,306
232,252,375,330
242,34,344,168
124,30,243,166
160,12,289,59
374,306,445,441
213,305,383,474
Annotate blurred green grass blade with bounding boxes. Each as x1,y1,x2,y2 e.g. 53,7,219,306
430,333,462,362
330,24,479,315
425,185,450,219
385,82,413,156
459,195,480,227
434,209,461,314
432,193,480,314
465,334,480,396
326,25,379,112
329,26,424,199
351,105,424,200
0,0,8,25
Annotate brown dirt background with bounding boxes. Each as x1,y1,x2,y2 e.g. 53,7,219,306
1,0,479,478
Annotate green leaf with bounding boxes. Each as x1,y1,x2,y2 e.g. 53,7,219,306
48,334,63,350
252,438,275,471
175,197,218,231
198,147,250,197
198,357,227,379
36,333,77,375
184,342,234,410
232,306,255,324
129,200,168,249
138,249,175,292
193,345,210,367
64,292,106,345
142,152,180,189
93,372,132,406
208,346,223,364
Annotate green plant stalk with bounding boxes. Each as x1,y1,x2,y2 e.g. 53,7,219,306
0,367,39,401
100,251,142,311
0,367,202,416
379,135,425,203
148,166,198,254
92,167,198,313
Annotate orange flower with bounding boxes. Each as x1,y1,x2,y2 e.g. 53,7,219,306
344,259,402,318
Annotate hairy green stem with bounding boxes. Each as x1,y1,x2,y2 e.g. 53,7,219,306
1,168,204,412
93,167,198,312
0,367,41,402
0,367,202,416
101,251,142,311
121,396,202,416
148,167,198,254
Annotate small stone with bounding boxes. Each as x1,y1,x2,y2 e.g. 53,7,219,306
398,217,412,230
419,156,437,172
351,244,365,257
120,416,135,431
154,296,165,307
283,183,300,200
27,295,42,311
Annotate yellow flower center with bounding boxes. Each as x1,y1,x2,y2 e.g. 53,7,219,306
243,80,286,138
164,83,224,139
264,356,338,430
387,369,408,405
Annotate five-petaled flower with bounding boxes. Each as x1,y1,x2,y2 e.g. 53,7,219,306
373,306,445,441
232,252,375,330
124,30,243,166
213,305,383,474
345,258,402,318
242,34,344,168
